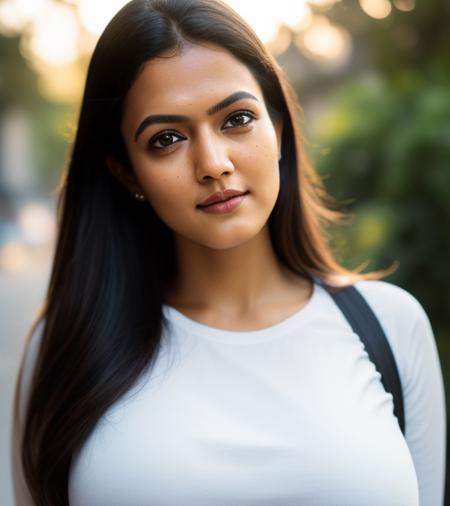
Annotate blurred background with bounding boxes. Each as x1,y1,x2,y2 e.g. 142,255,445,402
0,0,449,503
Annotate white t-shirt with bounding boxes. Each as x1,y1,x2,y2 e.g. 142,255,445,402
11,280,446,505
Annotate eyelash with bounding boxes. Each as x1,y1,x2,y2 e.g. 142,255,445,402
148,110,256,151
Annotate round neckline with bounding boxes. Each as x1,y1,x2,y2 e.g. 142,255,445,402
162,280,320,344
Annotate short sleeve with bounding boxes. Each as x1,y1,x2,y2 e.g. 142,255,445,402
10,318,45,506
356,281,447,506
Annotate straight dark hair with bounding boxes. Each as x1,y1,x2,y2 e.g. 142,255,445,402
14,0,397,503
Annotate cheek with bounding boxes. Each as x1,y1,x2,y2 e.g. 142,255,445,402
131,157,192,222
243,132,280,199
144,173,190,220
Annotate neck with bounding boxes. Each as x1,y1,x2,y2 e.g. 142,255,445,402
164,225,306,315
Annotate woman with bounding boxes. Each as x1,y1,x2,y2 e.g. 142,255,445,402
11,0,446,504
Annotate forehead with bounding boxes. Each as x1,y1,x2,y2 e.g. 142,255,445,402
122,43,264,123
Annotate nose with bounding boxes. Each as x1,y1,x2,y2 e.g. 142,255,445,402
193,129,235,182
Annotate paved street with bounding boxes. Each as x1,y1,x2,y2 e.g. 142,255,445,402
0,258,51,506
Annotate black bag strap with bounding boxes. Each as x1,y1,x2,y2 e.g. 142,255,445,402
317,280,405,435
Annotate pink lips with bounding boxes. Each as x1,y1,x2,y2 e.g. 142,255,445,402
197,190,249,215
198,189,247,207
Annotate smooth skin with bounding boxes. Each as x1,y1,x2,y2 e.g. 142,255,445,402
107,42,313,330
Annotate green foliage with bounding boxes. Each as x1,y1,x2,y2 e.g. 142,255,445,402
0,35,40,112
309,76,450,334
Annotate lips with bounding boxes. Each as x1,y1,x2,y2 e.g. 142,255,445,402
197,189,248,207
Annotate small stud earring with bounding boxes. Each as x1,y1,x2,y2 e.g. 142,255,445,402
134,193,146,201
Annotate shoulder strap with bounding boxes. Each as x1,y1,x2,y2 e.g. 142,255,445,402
318,281,405,435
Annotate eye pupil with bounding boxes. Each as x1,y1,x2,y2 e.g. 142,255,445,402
160,133,173,146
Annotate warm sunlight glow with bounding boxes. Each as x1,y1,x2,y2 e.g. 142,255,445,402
214,0,314,43
36,63,85,103
24,3,79,66
0,0,51,35
1,0,354,102
298,16,352,64
267,26,292,57
307,0,339,5
0,0,341,66
359,0,392,19
78,0,128,35
77,0,315,43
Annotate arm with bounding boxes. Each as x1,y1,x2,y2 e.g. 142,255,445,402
10,319,45,506
402,301,447,506
355,280,447,505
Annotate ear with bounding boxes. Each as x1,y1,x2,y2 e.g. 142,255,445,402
274,117,283,160
106,155,143,196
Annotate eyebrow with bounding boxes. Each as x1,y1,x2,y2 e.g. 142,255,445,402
134,90,258,142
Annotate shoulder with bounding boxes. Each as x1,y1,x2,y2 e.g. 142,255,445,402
351,279,431,345
319,278,429,340
351,278,432,343
352,279,426,321
350,280,437,386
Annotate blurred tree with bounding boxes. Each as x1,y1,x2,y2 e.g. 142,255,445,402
295,0,450,367
0,34,73,190
311,78,450,328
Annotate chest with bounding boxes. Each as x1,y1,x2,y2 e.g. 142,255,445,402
69,326,418,506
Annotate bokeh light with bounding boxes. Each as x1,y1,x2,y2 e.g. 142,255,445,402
0,0,51,35
78,0,129,35
393,0,415,12
225,0,313,44
296,15,352,65
359,0,392,19
17,203,56,247
24,3,79,66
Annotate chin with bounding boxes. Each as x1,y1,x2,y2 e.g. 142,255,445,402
198,223,268,250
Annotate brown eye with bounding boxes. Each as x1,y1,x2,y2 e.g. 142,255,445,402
223,111,255,129
149,131,185,150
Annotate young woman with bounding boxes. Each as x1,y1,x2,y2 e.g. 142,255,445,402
11,0,446,504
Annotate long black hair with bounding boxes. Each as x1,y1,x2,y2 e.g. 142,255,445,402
15,0,396,503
